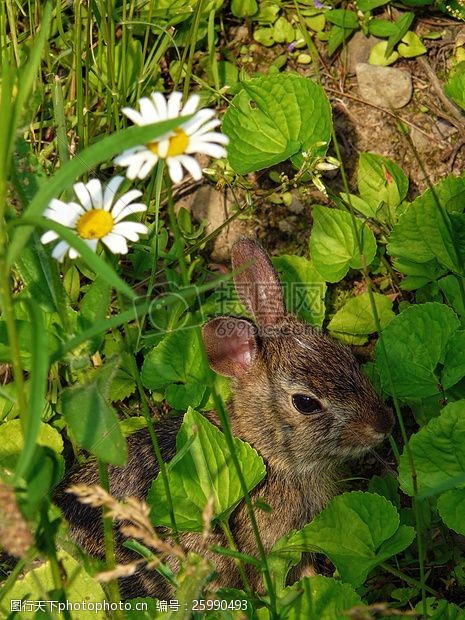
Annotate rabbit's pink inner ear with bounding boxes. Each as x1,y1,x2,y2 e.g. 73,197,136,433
231,238,285,326
202,317,257,378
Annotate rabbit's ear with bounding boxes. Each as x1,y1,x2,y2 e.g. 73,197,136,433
202,317,257,378
231,238,285,326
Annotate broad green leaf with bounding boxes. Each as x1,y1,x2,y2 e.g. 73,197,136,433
398,31,427,58
271,575,362,620
399,401,465,497
0,419,63,471
445,62,465,112
273,16,295,43
0,551,106,619
148,408,266,531
415,598,465,619
443,331,465,389
325,10,358,29
438,275,465,318
388,175,465,281
284,492,414,587
369,41,398,66
141,328,208,409
61,359,127,465
231,0,258,17
375,303,460,398
272,255,327,327
78,275,112,353
328,24,356,56
223,73,332,174
437,488,465,535
356,153,409,225
368,19,398,37
357,0,390,9
309,206,377,282
328,292,394,344
0,318,59,370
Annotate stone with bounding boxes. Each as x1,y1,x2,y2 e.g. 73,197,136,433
356,62,413,109
344,32,380,74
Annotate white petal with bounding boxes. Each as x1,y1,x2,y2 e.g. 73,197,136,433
113,221,148,241
119,152,149,180
137,156,158,179
114,147,140,164
68,246,79,259
151,92,168,121
114,203,147,223
191,131,229,145
183,109,215,134
40,230,59,244
121,106,144,125
110,189,144,220
85,179,103,209
85,239,98,253
182,94,200,116
101,232,128,254
167,91,183,118
103,176,125,210
166,157,184,184
187,142,227,159
157,138,170,159
52,240,72,262
190,118,221,135
43,207,80,228
73,182,92,210
139,97,159,123
177,155,202,181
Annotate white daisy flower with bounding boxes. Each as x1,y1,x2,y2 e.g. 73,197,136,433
114,91,229,183
40,176,148,262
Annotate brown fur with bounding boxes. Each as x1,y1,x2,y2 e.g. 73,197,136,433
55,238,393,598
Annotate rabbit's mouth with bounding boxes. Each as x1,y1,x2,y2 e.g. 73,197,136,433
339,423,388,456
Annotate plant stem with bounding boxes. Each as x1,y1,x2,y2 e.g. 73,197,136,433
97,459,124,619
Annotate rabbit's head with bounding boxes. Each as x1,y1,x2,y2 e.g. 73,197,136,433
202,238,393,474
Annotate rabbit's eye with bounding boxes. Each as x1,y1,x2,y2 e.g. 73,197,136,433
292,394,322,414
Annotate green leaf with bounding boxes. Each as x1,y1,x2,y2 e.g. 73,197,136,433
0,551,107,619
388,155,465,279
357,0,390,9
356,152,409,225
386,11,414,56
415,598,465,620
61,359,127,466
375,303,460,399
0,419,63,471
273,16,295,43
368,19,398,37
272,255,327,327
309,206,377,282
445,62,465,113
368,41,399,66
399,400,465,497
443,331,465,389
279,575,363,620
78,275,112,353
328,292,394,344
231,0,258,17
327,24,356,56
141,328,208,409
223,73,332,174
398,31,427,58
325,10,358,29
284,492,414,587
437,488,465,535
148,408,266,531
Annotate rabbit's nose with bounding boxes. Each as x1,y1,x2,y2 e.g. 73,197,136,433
372,407,394,435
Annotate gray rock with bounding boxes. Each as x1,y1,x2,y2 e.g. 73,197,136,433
356,62,413,109
344,32,380,74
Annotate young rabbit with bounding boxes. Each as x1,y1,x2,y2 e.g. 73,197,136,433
55,238,394,597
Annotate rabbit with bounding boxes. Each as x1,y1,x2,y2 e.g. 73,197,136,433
54,237,394,598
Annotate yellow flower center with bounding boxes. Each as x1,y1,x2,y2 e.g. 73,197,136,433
76,209,114,240
148,128,189,157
